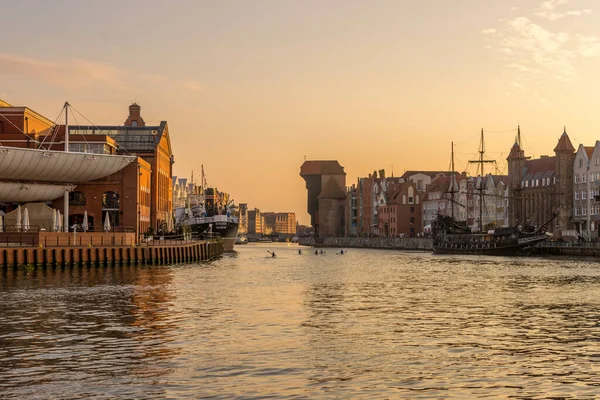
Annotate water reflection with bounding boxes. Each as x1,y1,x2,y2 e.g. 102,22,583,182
0,265,178,399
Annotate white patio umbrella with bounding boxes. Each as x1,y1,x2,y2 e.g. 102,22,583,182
15,205,21,232
82,211,89,232
52,209,57,232
22,207,30,232
104,213,111,232
57,210,62,232
167,214,174,232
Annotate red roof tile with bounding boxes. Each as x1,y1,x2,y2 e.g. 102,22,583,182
525,156,555,174
553,130,575,152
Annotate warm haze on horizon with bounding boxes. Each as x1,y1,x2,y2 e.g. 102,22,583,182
2,0,600,224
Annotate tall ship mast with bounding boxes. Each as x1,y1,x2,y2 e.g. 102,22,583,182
469,129,496,233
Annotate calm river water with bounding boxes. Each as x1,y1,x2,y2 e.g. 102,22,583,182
2,244,600,399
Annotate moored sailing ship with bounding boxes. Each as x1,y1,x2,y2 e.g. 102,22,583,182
432,130,555,255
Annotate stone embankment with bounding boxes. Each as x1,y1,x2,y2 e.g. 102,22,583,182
300,236,600,257
299,236,432,251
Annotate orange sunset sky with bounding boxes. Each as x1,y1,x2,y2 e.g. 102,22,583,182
1,0,600,224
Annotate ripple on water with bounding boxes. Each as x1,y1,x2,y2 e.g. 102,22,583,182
2,247,600,398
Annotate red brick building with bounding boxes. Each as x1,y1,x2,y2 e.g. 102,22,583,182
0,100,173,241
377,180,422,236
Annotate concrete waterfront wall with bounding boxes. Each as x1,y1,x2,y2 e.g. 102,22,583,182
299,236,432,251
0,240,223,268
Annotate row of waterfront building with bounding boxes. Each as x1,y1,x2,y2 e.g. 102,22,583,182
302,128,598,241
1,98,298,241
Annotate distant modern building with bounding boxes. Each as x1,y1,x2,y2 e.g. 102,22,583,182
248,208,262,234
275,212,296,235
261,212,276,235
300,160,346,237
238,203,248,234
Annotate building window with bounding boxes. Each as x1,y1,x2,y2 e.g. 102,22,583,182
525,181,529,187
554,177,556,184
575,174,579,183
410,206,415,213
583,207,587,216
583,173,587,183
580,159,584,168
576,191,580,200
536,179,539,186
102,191,120,227
583,190,587,200
575,207,579,216
410,217,415,223
592,173,596,183
69,191,86,206
408,197,414,203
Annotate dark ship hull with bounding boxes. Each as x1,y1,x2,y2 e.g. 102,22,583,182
189,217,239,252
432,214,555,256
433,233,549,256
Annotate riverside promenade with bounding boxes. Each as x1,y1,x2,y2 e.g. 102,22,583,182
300,236,600,258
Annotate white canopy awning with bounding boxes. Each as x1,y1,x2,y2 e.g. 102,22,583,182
0,146,136,183
0,182,76,203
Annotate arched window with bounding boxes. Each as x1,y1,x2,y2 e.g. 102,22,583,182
131,120,138,127
69,191,86,206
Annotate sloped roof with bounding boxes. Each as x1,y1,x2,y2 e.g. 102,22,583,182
507,142,524,159
525,156,555,174
318,178,347,199
523,156,556,182
300,160,345,176
585,146,594,159
554,130,575,152
401,170,448,179
491,175,509,186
